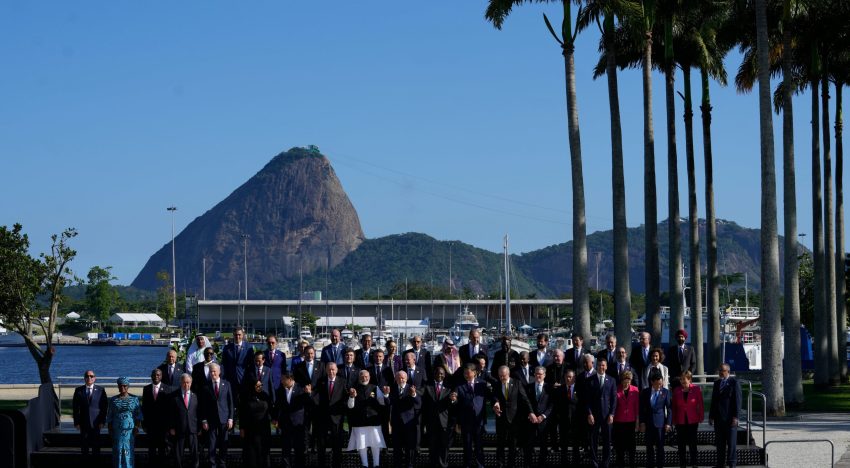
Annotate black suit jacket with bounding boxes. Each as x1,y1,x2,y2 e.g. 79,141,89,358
171,390,201,435
459,343,487,366
200,379,235,426
629,345,653,387
339,364,361,388
191,361,212,393
529,348,553,369
452,379,492,430
354,348,374,370
142,383,172,433
490,349,520,379
368,363,394,388
313,376,348,426
492,377,531,424
526,381,555,421
274,384,313,427
403,348,433,380
597,349,619,375
564,346,590,371
422,381,454,430
709,377,742,423
244,364,276,403
158,363,181,387
545,363,568,386
388,385,421,427
558,382,581,424
583,372,617,420
666,344,697,380
293,360,324,387
396,365,425,390
512,365,534,387
72,385,108,429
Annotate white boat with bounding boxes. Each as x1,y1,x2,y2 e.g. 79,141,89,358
299,326,314,341
313,332,331,351
341,329,354,340
449,307,479,346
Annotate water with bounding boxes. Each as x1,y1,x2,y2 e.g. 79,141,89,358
0,345,171,384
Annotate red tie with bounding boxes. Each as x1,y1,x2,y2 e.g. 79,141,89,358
329,380,335,395
183,392,189,409
436,383,442,398
568,387,573,401
215,382,219,398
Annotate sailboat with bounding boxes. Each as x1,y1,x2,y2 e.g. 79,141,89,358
501,235,530,355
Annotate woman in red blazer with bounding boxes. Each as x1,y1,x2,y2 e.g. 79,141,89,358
613,370,639,467
672,371,704,467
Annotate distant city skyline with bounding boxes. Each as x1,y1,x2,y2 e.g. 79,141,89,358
0,1,842,284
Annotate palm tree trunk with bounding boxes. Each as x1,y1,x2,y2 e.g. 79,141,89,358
644,26,662,347
755,0,785,416
604,13,632,348
701,67,721,374
562,11,590,341
683,68,703,376
781,2,803,405
812,75,829,388
822,73,840,385
835,82,848,383
664,15,684,342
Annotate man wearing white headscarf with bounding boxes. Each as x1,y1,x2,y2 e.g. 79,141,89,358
185,335,213,373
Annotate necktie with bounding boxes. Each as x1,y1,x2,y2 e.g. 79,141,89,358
619,363,624,374
720,379,727,391
523,368,528,381
576,349,580,362
308,363,313,377
154,385,158,400
183,392,189,409
536,385,542,398
258,367,262,379
215,382,219,398
169,365,174,379
679,347,684,362
599,375,605,387
436,383,442,398
652,390,658,407
270,352,275,364
468,382,474,393
415,350,420,362
609,351,614,363
568,386,573,401
409,368,415,381
364,353,369,366
332,346,337,362
287,388,292,403
86,387,92,402
643,348,648,363
399,386,405,396
503,383,509,399
329,380,335,395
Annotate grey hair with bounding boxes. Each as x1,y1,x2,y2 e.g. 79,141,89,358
208,362,220,372
180,373,192,382
582,353,596,365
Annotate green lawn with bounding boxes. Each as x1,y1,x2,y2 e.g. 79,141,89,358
742,380,850,413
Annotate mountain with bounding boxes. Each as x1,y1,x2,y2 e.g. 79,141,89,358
515,218,789,294
131,146,365,292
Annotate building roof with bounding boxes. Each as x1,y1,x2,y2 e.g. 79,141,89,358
110,313,165,322
313,316,377,328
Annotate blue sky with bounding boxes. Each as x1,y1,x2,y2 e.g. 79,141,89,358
0,1,841,284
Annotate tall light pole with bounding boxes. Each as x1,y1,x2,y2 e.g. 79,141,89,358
167,206,177,324
242,234,249,329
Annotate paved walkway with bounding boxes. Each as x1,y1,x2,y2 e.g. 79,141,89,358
760,413,850,467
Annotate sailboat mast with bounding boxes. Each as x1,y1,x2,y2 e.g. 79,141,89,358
504,235,511,336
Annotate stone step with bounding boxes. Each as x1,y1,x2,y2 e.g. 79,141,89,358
30,445,766,467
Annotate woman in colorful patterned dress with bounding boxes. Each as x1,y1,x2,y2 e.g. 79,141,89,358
106,376,142,468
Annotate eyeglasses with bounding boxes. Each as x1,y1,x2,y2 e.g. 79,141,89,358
85,375,95,379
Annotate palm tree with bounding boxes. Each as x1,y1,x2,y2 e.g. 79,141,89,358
659,0,684,342
822,62,840,384
831,45,849,382
779,0,803,405
755,0,785,416
485,0,591,340
578,0,641,348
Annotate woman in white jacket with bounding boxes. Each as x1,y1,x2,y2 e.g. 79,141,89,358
641,347,670,389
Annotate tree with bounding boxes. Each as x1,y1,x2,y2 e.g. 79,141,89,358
0,224,76,384
85,266,117,323
156,270,176,324
755,0,785,416
485,0,591,341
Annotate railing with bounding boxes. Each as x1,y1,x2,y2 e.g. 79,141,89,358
56,376,150,413
691,374,765,450
764,439,834,467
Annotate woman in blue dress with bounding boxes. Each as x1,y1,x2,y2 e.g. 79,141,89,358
106,376,142,468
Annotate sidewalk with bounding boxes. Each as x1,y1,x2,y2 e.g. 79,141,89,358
761,413,850,467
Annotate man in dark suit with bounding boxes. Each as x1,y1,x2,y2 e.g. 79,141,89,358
492,365,532,468
565,334,590,372
530,333,553,369
354,333,374,369
597,334,619,377
293,346,323,387
490,336,519,380
340,347,361,387
191,347,216,393
320,328,345,365
640,370,672,468
450,364,492,468
584,358,617,468
545,349,568,387
666,329,697,387
512,351,534,386
401,351,425,389
245,350,275,402
313,362,347,467
559,369,582,463
387,369,422,468
200,363,234,468
459,328,487,366
158,349,181,387
264,334,287,391
274,373,313,468
629,332,653,389
612,346,633,381
142,368,172,465
222,327,254,391
72,370,108,462
368,348,393,443
710,363,742,468
422,366,455,468
170,373,202,468
525,366,555,466
403,335,433,380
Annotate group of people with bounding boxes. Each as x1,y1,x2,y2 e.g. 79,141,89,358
72,326,743,468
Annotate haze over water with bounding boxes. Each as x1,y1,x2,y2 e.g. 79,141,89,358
0,346,169,384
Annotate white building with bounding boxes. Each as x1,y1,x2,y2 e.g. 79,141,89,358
109,313,166,328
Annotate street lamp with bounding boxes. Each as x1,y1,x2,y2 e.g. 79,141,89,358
167,206,177,325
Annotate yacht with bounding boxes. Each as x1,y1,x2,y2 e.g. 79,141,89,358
299,326,313,341
449,306,479,346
